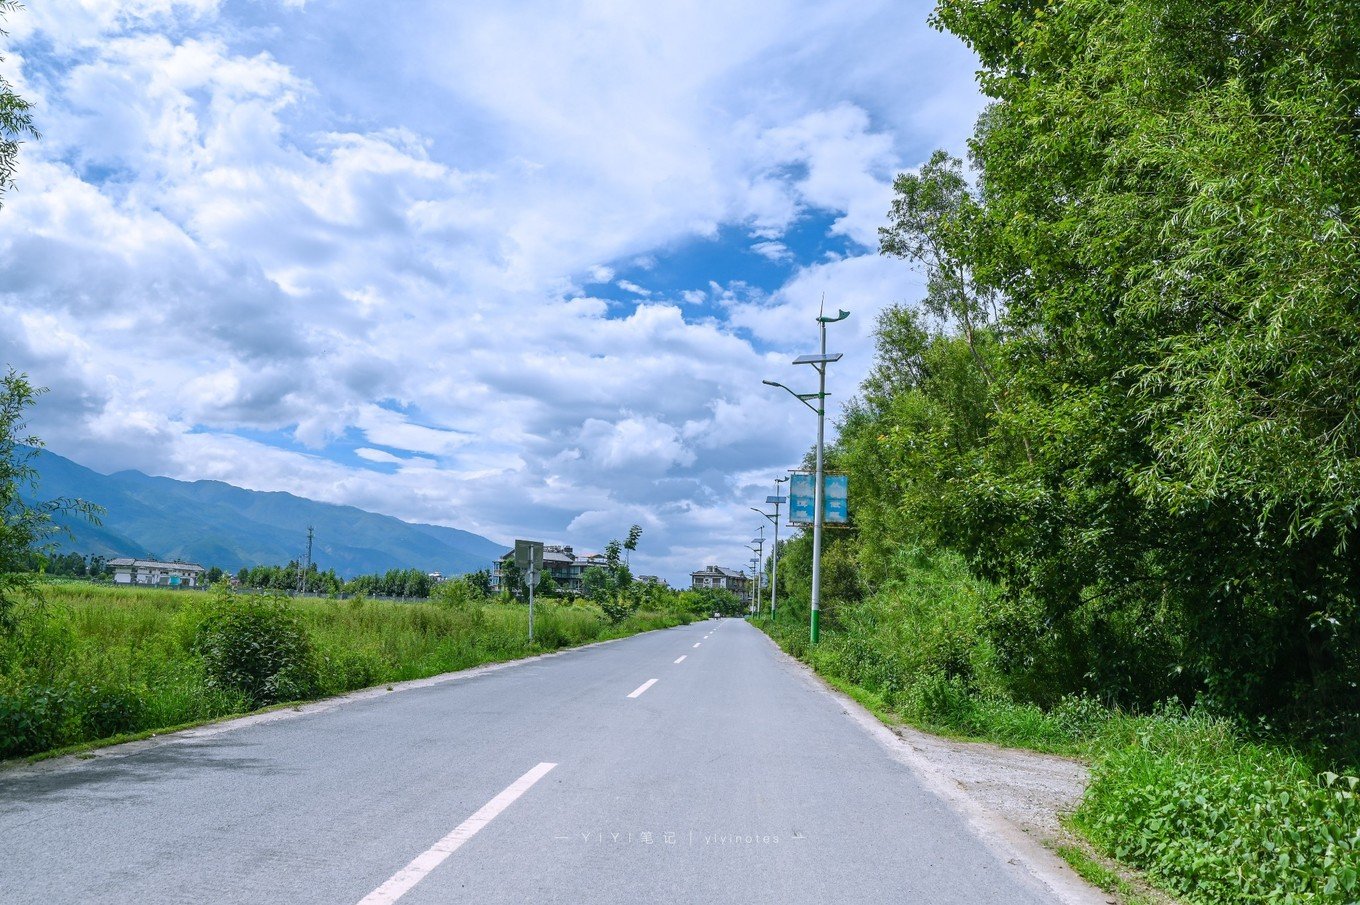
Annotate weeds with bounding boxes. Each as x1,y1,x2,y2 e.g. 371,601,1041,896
0,583,688,759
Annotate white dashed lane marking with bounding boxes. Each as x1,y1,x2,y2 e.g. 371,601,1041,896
357,762,556,905
627,679,658,699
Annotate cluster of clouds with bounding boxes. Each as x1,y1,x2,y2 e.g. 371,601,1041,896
0,0,982,581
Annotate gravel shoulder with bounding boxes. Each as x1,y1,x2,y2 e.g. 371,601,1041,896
889,724,1087,845
888,723,1183,905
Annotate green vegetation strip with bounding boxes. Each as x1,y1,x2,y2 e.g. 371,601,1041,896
0,583,691,763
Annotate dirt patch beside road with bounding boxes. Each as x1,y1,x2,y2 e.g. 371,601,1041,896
890,725,1087,844
889,724,1181,905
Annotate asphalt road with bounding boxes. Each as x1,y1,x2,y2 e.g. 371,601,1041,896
0,619,1083,904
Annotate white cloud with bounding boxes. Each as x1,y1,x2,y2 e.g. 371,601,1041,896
615,279,651,297
0,0,982,581
751,240,793,262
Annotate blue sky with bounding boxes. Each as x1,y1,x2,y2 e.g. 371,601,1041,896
0,0,983,582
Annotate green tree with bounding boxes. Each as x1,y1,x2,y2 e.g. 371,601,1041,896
623,524,642,565
581,565,610,604
0,2,36,208
916,0,1360,735
0,371,99,629
466,568,492,597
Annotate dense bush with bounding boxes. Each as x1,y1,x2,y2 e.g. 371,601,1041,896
0,681,69,758
194,597,319,707
1078,711,1360,904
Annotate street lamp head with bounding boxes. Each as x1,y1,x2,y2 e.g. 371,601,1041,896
761,379,783,388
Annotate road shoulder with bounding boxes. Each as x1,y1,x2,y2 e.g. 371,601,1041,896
755,625,1112,905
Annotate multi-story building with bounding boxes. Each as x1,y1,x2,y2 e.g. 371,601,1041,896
491,545,608,594
109,558,207,588
689,565,749,601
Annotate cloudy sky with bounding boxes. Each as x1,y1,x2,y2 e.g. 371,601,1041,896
0,0,982,582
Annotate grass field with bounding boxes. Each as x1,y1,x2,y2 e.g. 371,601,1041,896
0,581,689,761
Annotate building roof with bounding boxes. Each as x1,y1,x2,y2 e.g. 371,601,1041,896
690,565,746,579
108,558,206,572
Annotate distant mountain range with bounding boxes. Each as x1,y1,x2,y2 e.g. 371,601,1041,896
25,448,507,577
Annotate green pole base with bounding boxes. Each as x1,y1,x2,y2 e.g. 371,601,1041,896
810,608,820,644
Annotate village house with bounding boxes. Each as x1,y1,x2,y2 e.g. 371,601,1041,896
108,558,207,588
689,565,750,601
490,544,608,594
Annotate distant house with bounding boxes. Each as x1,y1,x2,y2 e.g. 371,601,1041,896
491,544,608,593
427,571,444,583
635,575,664,586
689,565,749,600
109,558,207,588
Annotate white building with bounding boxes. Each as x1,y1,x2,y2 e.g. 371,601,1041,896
109,558,207,588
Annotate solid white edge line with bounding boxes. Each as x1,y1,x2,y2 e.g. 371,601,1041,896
627,679,658,698
754,628,1108,905
357,762,557,905
674,655,687,664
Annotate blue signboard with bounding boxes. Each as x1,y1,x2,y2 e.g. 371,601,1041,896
788,473,849,525
824,474,848,523
789,473,816,523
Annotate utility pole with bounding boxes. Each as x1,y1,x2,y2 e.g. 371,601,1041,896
297,525,314,595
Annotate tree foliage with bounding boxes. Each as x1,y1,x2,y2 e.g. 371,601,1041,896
0,2,36,208
1,371,99,629
822,0,1360,752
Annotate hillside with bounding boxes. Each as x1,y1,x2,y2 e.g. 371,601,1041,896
26,449,507,577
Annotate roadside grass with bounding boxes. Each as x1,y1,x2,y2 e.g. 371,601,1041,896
756,553,1360,905
1055,844,1157,905
0,583,689,762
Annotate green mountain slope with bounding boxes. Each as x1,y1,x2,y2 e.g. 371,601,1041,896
26,449,506,577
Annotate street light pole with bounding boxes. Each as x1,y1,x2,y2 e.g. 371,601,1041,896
751,477,787,619
749,529,765,616
763,307,849,644
771,476,787,618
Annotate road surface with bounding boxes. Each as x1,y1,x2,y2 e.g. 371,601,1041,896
0,619,1088,904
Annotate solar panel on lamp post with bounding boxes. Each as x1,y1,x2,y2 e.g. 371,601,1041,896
761,307,849,644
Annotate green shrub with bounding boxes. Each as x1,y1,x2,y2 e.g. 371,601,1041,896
600,595,636,625
1078,712,1360,904
74,682,147,739
194,598,318,707
0,681,69,758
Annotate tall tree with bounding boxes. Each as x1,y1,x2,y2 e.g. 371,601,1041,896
0,371,99,628
925,0,1360,732
0,2,36,207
